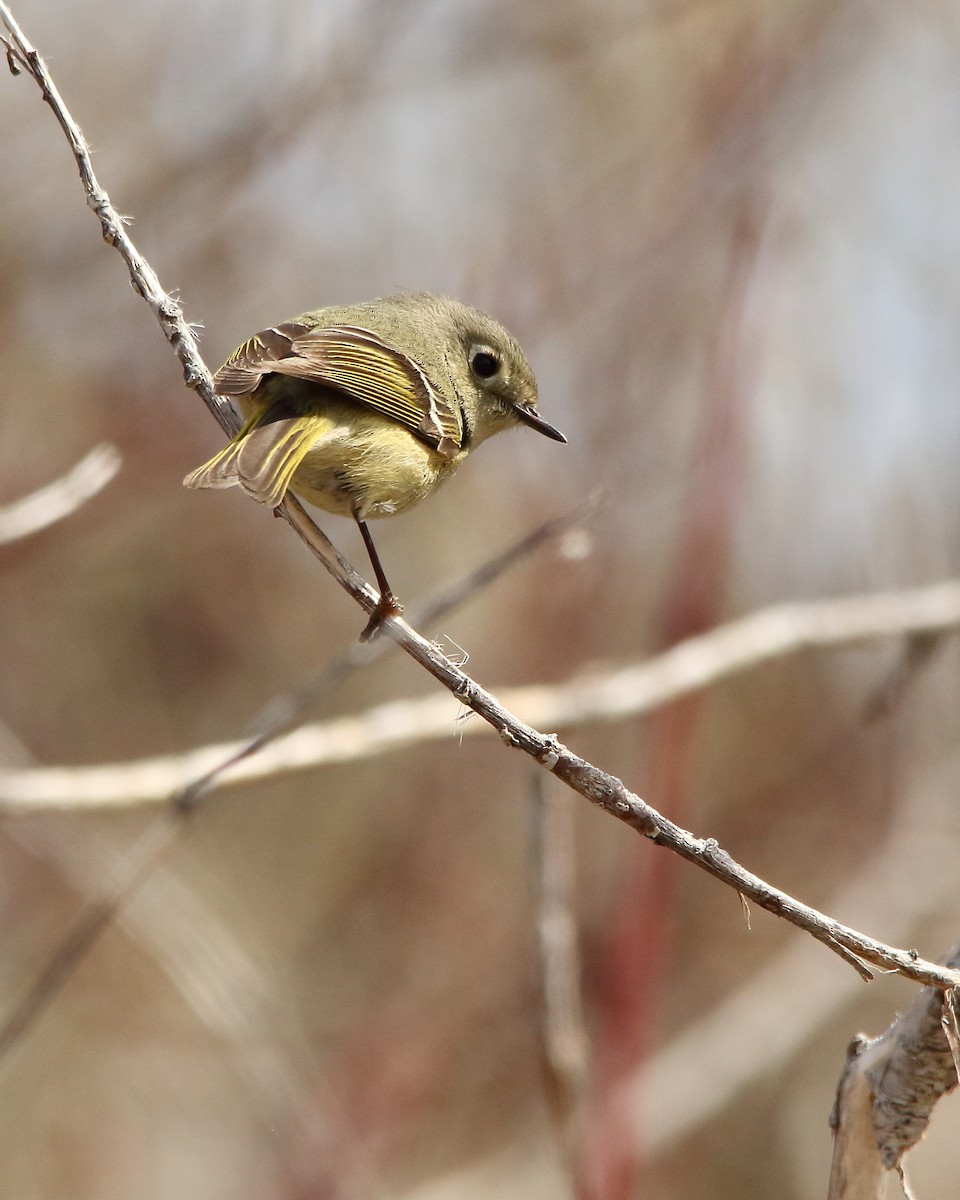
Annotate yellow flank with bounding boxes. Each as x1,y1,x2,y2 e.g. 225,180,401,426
234,392,464,520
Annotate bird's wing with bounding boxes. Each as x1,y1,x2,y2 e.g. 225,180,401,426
214,321,463,458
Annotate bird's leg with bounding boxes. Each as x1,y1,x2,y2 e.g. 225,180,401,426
354,513,404,642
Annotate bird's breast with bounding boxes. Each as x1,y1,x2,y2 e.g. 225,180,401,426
292,410,463,520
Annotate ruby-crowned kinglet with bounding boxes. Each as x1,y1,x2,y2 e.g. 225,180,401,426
184,292,566,639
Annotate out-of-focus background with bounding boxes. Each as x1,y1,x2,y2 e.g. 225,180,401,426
3,1,960,1196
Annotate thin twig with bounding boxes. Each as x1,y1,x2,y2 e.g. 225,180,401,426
622,689,960,1155
0,499,595,1060
0,1,377,626
4,575,960,811
0,811,179,1064
174,493,600,813
3,3,959,1033
0,6,230,432
0,443,121,544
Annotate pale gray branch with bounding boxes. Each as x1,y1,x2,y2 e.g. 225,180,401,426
3,2,958,1019
0,443,120,544
624,764,960,1154
0,5,231,434
2,577,959,812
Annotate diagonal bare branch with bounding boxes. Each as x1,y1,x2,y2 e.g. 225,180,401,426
3,5,959,1079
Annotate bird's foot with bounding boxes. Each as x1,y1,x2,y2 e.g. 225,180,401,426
359,592,404,643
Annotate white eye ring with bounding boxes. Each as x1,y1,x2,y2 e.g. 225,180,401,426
469,347,502,380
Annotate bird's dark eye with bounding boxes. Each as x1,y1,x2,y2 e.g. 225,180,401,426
470,349,501,379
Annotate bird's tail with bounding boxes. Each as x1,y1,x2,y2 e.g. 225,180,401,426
183,404,324,507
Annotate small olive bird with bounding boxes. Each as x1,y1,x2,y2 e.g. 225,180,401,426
184,291,566,639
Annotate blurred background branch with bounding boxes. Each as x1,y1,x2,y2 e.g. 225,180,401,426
0,443,120,545
4,1,960,1198
1,577,958,811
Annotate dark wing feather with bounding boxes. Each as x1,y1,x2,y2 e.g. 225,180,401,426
213,320,313,396
213,322,462,458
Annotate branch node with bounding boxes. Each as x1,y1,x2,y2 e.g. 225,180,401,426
537,734,562,769
182,363,203,390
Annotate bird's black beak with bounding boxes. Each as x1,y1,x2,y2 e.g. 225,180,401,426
514,404,567,443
